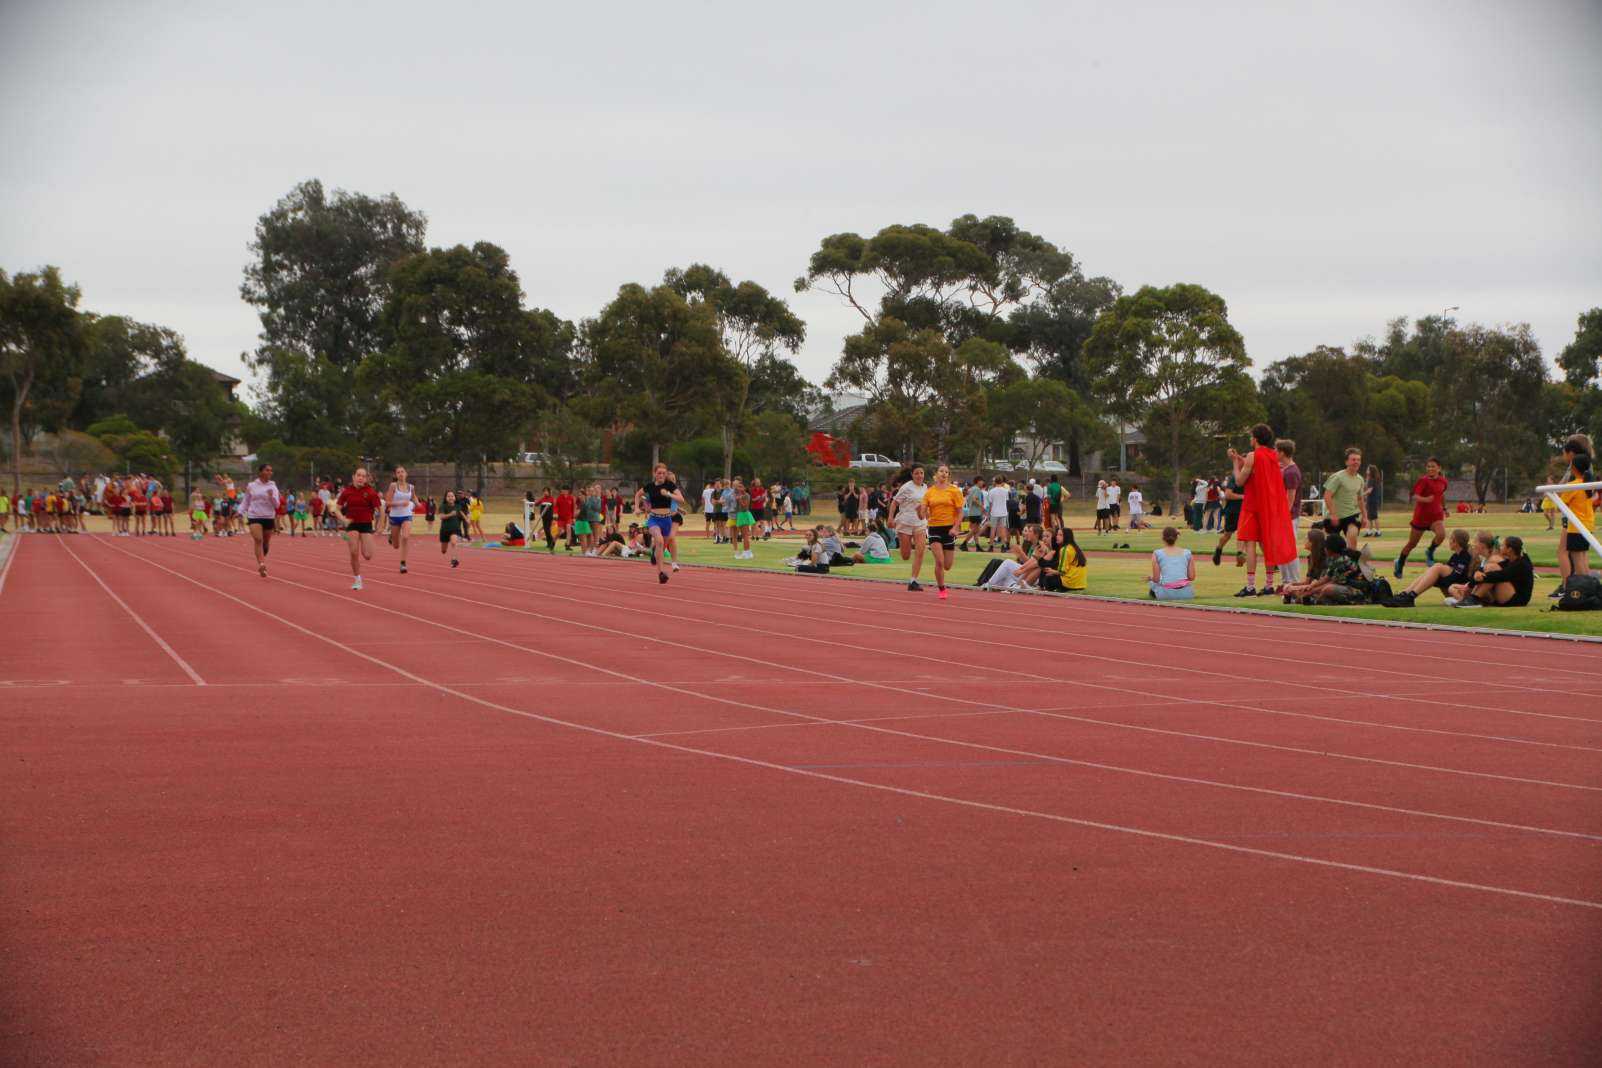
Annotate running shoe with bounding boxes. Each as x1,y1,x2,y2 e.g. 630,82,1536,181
671,563,681,571
1211,547,1222,566
1424,544,1437,565
258,564,267,578
352,576,363,590
1392,555,1406,579
1383,591,1417,608
658,572,669,584
907,580,923,592
1258,585,1277,596
451,558,459,568
1446,595,1481,609
1233,586,1255,597
938,587,948,600
399,562,408,574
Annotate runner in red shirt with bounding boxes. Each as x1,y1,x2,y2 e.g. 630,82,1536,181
309,493,325,535
1229,423,1296,596
103,482,127,536
333,466,384,590
553,486,577,552
1392,456,1449,579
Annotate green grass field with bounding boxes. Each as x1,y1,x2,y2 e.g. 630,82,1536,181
493,503,1601,639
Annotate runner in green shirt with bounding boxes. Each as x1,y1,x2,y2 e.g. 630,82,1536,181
1046,475,1064,529
1322,447,1367,551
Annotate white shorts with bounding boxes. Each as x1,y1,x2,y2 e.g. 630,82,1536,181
895,521,928,537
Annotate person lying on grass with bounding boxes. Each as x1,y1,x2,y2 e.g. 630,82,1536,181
1444,535,1534,608
1384,529,1477,607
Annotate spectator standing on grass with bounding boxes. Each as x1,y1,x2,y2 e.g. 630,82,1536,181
960,477,986,550
985,477,1011,551
554,485,576,550
1046,474,1066,531
1555,448,1596,593
1362,464,1384,538
1204,478,1222,531
1322,448,1367,552
1023,479,1043,527
1551,434,1596,598
1106,478,1122,531
1126,484,1145,529
701,480,716,537
1188,478,1206,531
1093,479,1109,534
1229,424,1296,597
1276,440,1304,587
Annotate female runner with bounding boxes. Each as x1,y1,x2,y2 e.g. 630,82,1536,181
334,467,383,590
383,465,416,574
633,463,686,584
888,466,931,592
921,464,963,599
240,462,283,577
437,489,468,568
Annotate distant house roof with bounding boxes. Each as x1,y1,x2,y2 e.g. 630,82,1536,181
808,394,870,433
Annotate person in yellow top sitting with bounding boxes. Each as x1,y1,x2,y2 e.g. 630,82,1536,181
1057,536,1089,591
922,466,966,599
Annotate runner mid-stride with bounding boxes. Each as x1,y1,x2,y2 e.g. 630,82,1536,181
633,463,686,584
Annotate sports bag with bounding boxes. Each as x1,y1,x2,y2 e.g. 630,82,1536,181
1553,574,1602,611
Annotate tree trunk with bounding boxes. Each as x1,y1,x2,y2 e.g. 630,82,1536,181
722,423,735,481
1068,431,1081,477
1170,414,1183,516
651,442,660,469
10,372,31,501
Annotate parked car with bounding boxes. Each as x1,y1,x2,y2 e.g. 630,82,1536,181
1035,460,1069,473
516,451,550,465
989,460,1014,473
848,452,901,471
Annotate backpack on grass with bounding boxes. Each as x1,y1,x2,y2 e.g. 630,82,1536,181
1364,577,1393,605
975,558,1004,587
1553,574,1602,612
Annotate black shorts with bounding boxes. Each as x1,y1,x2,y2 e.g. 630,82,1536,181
1096,508,1109,520
247,517,274,529
928,524,955,548
1222,506,1242,534
1566,532,1590,552
117,507,132,518
671,513,683,525
346,521,374,534
1333,513,1361,535
1410,519,1442,532
440,522,464,543
1110,503,1121,516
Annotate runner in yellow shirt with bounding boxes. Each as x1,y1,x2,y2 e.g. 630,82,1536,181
922,465,965,600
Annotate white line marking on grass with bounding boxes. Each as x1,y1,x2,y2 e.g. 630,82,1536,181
96,537,1602,911
60,538,205,686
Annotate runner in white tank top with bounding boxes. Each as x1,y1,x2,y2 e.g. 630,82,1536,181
384,466,416,574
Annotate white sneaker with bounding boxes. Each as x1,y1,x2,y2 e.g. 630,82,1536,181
352,576,363,591
671,563,681,571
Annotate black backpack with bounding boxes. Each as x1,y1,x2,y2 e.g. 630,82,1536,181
1365,577,1393,604
975,558,1005,587
1553,574,1602,612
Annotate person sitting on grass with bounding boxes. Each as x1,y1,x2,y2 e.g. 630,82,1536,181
856,520,891,563
819,524,854,567
595,523,627,557
1278,527,1330,601
1052,527,1089,592
787,528,830,574
1148,526,1196,600
981,556,1034,592
1445,535,1534,608
1384,529,1476,607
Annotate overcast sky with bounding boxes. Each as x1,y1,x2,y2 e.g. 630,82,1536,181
3,0,1599,400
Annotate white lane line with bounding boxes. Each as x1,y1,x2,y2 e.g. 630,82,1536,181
0,534,19,599
60,538,206,686
309,552,1602,773
516,558,1602,726
140,542,1602,843
97,538,1602,911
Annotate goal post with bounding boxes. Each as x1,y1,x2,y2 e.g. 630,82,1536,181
1535,479,1602,559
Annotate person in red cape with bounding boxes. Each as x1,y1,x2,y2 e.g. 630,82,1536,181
1229,423,1297,596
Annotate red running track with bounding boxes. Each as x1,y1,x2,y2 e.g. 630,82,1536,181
2,533,1600,1064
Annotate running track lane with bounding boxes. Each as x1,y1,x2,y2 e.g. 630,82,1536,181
209,539,1602,901
1,534,1598,1064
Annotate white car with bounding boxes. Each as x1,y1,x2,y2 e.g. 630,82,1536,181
516,452,550,465
848,453,901,471
1035,460,1068,474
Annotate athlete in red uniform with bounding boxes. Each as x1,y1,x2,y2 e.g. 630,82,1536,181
334,467,384,590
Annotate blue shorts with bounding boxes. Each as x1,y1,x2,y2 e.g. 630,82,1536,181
647,514,674,541
389,514,412,526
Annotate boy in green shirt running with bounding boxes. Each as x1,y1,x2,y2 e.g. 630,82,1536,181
1323,447,1367,551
